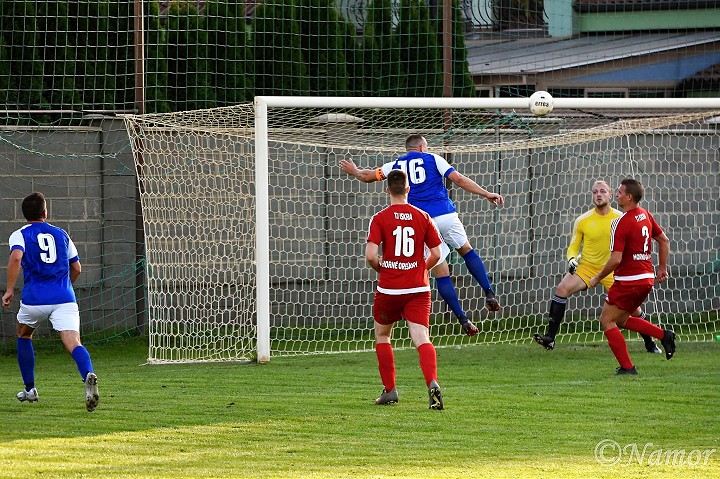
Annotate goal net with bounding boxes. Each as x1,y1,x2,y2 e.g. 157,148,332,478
122,97,720,363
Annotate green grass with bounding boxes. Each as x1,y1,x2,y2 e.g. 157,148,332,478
0,337,718,478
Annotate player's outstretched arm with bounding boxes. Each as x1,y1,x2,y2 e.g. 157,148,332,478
446,171,503,207
339,158,379,183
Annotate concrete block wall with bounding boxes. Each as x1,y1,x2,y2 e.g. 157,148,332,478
0,118,142,340
2,119,717,343
267,125,720,323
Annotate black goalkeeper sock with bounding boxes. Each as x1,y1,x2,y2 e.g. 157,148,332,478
546,295,567,338
641,333,656,348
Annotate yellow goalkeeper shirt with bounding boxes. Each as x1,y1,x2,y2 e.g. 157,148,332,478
567,208,622,266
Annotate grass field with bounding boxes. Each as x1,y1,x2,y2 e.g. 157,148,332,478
0,336,718,479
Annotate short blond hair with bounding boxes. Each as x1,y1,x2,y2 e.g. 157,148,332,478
592,180,611,192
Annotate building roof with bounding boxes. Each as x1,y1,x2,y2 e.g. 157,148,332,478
466,31,720,76
685,61,720,82
573,0,720,13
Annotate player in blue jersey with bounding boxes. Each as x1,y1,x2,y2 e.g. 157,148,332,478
340,134,504,335
2,192,99,412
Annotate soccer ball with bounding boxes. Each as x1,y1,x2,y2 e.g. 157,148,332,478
529,91,554,116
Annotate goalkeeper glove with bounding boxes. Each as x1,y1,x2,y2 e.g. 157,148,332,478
568,257,578,274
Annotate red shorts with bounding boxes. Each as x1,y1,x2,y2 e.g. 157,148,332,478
373,291,431,328
606,281,653,313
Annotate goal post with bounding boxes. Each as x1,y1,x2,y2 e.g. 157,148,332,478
124,97,720,364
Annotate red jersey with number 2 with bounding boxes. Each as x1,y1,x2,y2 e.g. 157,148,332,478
367,203,442,295
610,206,664,285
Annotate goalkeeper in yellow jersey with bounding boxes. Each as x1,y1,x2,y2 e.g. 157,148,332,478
533,180,661,353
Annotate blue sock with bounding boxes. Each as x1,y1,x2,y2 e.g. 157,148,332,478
461,249,494,295
436,276,467,320
17,338,35,390
71,345,94,381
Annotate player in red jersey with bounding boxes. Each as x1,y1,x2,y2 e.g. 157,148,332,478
589,178,676,374
366,169,445,409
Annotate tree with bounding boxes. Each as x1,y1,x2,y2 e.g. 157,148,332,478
450,0,475,97
145,0,172,113
165,1,216,110
0,0,48,123
104,0,136,110
253,0,310,96
429,0,476,97
396,0,443,97
295,0,351,96
361,0,402,96
338,15,361,96
34,2,84,113
206,0,254,106
68,1,123,112
0,36,11,95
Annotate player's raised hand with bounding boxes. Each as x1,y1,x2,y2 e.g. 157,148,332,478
339,158,358,176
340,158,380,183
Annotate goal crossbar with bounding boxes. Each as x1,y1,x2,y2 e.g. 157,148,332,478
255,96,720,110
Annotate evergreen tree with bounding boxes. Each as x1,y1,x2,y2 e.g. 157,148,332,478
362,0,401,96
145,0,171,113
69,1,121,112
396,0,443,97
429,0,475,97
338,17,361,96
206,0,253,106
104,0,136,110
0,0,47,122
253,0,309,96
34,2,84,112
450,0,474,97
0,36,12,95
166,1,216,111
295,0,350,96
0,34,24,123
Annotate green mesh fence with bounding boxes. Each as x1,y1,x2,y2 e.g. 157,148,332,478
0,117,143,342
1,0,719,344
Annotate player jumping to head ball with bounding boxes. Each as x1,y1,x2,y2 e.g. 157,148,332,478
341,134,504,337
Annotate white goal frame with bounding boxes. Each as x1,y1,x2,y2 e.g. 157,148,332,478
253,96,720,363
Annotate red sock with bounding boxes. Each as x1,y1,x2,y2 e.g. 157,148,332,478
375,343,396,391
624,316,664,339
417,343,438,387
604,327,634,370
